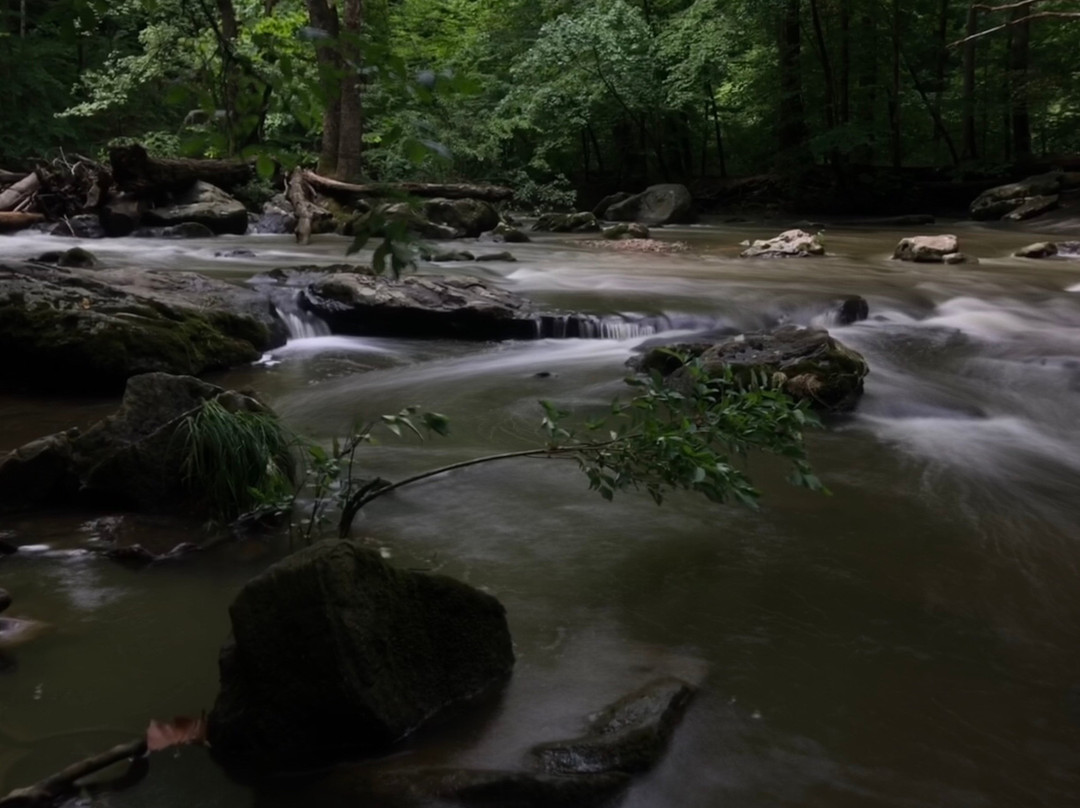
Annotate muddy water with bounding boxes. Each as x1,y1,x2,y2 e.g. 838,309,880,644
2,221,1080,807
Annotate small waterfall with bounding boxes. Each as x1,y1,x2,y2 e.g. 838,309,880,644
535,313,717,340
273,290,331,340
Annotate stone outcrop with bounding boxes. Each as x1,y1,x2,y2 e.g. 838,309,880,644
740,229,824,258
632,326,869,413
208,540,515,771
605,184,694,225
592,191,634,219
969,172,1064,221
480,222,531,243
0,373,268,514
602,223,650,240
143,180,248,235
0,261,284,394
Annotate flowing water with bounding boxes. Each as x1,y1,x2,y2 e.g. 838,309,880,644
2,221,1080,807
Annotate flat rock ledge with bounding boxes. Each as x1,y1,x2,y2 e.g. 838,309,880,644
0,260,284,394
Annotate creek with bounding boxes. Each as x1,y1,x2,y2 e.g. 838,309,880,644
1,220,1079,807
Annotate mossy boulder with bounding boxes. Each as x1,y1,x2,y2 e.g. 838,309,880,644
0,262,283,394
970,172,1064,220
143,180,248,235
633,326,869,413
208,540,515,772
422,197,501,237
0,373,269,514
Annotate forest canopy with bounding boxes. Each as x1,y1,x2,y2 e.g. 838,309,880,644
2,0,1078,198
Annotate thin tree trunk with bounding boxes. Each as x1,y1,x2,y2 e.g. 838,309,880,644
1009,3,1032,162
777,0,809,166
931,0,950,158
962,3,978,158
336,0,364,181
305,0,342,176
706,81,727,178
856,7,878,162
809,0,836,130
889,0,902,168
840,0,850,124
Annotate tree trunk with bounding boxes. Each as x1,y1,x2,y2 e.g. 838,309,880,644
1009,3,1032,162
305,0,342,176
287,169,315,245
856,6,878,162
335,0,364,181
108,144,252,193
889,0,902,168
777,0,809,166
840,0,850,124
962,3,978,158
809,0,836,130
931,0,950,158
0,211,44,231
706,81,727,178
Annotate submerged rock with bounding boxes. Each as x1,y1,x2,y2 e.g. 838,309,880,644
530,677,695,776
740,229,824,258
0,373,271,514
421,248,476,262
605,184,694,225
311,767,631,808
208,540,515,771
0,261,283,393
1015,241,1059,259
475,251,517,262
143,180,248,235
633,326,869,413
532,212,601,233
33,246,99,268
892,234,961,263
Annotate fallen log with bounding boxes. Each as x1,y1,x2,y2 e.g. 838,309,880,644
0,738,147,808
109,144,252,194
302,170,514,202
0,212,44,231
0,174,40,212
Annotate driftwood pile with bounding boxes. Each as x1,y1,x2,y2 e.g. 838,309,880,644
0,144,514,241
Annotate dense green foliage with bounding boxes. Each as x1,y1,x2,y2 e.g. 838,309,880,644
4,0,1079,190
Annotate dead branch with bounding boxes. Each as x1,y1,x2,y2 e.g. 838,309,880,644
951,10,1080,46
0,174,40,212
301,170,514,202
0,738,147,808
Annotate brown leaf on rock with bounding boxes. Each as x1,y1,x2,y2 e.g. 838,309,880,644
146,713,208,751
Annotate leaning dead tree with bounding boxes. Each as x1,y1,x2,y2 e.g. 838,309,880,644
109,144,253,193
301,170,514,203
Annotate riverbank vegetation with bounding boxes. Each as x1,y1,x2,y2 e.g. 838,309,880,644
4,0,1080,210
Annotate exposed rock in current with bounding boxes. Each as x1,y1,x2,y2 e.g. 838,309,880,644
602,222,650,240
532,212,601,233
297,271,547,340
33,247,98,269
208,540,515,772
143,180,248,235
1002,194,1059,222
0,589,10,614
1015,241,1059,258
251,196,297,235
530,677,695,776
480,222,531,243
48,214,107,239
892,234,962,263
421,248,476,262
605,184,695,225
740,229,824,258
592,191,634,220
632,326,869,413
475,251,517,262
837,295,869,325
970,172,1064,220
0,261,284,394
0,373,269,514
422,198,501,238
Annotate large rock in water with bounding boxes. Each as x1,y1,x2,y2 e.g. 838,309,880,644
892,234,966,263
634,326,869,413
143,180,248,235
969,172,1064,221
208,540,515,771
531,212,601,233
298,271,546,340
605,184,695,225
0,262,283,394
740,229,824,258
422,198,500,238
0,373,268,514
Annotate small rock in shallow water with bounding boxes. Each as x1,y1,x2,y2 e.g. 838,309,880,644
1014,242,1058,259
0,589,10,614
529,677,695,775
475,251,516,262
837,296,869,325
